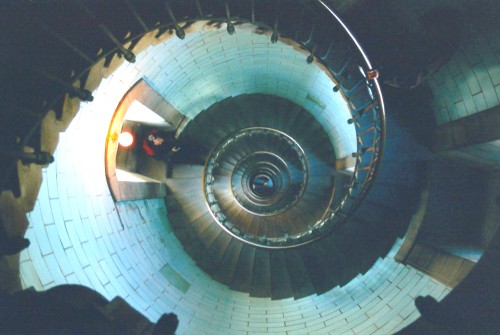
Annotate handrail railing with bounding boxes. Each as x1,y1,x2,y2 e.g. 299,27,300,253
203,127,310,241
3,0,385,250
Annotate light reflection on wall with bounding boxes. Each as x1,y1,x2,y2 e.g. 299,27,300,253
19,21,449,334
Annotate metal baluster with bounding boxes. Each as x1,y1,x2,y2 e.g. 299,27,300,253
271,15,280,43
37,21,94,64
337,55,353,76
250,0,255,23
294,6,306,41
123,0,149,32
356,125,375,138
344,78,366,98
37,69,94,102
351,146,375,157
348,101,378,124
320,41,334,61
163,1,186,39
194,0,205,19
75,0,136,62
307,45,317,64
271,0,281,43
304,23,316,45
225,2,235,35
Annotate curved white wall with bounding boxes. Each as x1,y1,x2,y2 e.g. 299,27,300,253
19,22,450,334
136,22,356,158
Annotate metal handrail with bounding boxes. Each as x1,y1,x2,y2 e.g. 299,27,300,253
203,128,309,235
11,0,385,249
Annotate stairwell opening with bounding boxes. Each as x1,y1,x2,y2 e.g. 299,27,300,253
10,1,454,334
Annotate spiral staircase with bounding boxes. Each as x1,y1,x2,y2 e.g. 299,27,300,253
0,0,407,297
163,89,401,299
0,0,454,333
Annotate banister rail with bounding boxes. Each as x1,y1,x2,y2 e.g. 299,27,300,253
2,0,385,250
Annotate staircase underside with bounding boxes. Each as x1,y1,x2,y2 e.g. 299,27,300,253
165,94,404,299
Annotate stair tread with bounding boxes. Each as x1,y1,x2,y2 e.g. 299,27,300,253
189,211,215,236
284,249,316,299
300,239,343,294
198,231,233,272
230,246,256,293
213,238,244,285
270,251,294,300
250,248,271,298
198,220,224,248
169,164,204,179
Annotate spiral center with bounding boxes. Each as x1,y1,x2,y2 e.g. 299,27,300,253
250,173,276,198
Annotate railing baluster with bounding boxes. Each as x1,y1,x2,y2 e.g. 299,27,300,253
38,21,94,64
75,0,136,62
352,146,375,157
250,0,256,23
271,12,280,43
345,78,366,98
305,23,316,45
348,101,378,124
123,0,149,32
163,1,186,39
194,0,205,19
225,2,235,34
337,55,353,76
333,76,348,92
355,166,371,172
294,6,307,41
36,69,94,102
307,45,317,64
357,125,375,138
320,41,334,61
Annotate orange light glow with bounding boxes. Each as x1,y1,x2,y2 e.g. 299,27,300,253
118,130,134,148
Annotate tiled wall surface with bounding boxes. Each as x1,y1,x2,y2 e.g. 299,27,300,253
22,185,450,334
383,0,500,125
138,23,357,158
429,26,500,125
17,22,451,334
427,4,499,124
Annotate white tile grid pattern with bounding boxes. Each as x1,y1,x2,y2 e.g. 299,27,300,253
20,23,449,334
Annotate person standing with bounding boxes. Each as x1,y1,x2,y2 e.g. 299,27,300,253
142,129,180,160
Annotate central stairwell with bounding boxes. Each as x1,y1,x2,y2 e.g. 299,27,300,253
165,94,393,300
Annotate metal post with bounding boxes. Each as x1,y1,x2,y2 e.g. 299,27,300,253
123,0,149,32
163,1,185,39
75,0,136,62
225,2,235,35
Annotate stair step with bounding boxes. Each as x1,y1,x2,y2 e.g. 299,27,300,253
198,231,232,273
300,239,341,295
250,248,271,298
177,199,207,223
275,211,304,236
169,164,204,179
163,92,400,299
185,238,206,261
284,249,316,299
281,104,305,134
213,238,244,285
198,220,224,248
189,211,214,236
270,251,294,300
318,235,353,288
166,211,193,245
230,245,256,293
165,179,201,197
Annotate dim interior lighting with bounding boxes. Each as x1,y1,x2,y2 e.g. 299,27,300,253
119,130,134,148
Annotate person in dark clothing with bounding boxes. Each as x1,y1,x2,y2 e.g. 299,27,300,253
0,285,179,335
142,129,180,160
0,217,30,257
